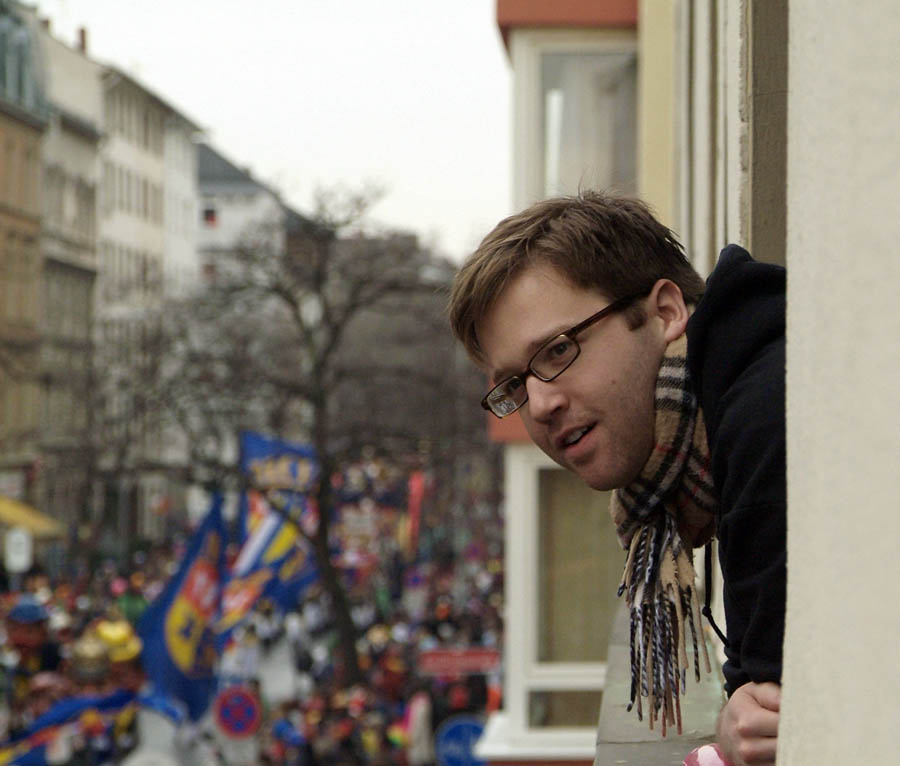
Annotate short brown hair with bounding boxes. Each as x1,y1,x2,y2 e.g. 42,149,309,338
449,191,705,363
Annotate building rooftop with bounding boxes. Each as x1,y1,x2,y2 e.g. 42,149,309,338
197,142,272,194
102,64,203,133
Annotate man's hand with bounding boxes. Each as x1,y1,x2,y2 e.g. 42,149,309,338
716,682,780,765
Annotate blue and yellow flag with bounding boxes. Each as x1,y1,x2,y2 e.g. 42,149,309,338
138,495,228,721
217,489,318,646
239,431,318,538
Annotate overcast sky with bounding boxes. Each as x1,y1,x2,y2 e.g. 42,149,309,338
37,0,512,262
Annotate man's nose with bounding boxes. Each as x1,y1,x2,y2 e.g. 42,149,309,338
525,375,566,422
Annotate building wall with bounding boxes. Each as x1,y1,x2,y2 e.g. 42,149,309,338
0,5,45,504
746,0,787,267
199,186,285,257
34,23,101,538
9,9,201,547
39,115,97,534
636,0,677,228
0,115,41,477
662,0,900,760
95,78,167,551
35,23,103,124
155,118,200,527
93,72,200,548
780,2,900,762
98,77,166,322
163,120,199,295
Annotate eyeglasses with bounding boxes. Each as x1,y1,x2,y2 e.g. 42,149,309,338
480,291,649,418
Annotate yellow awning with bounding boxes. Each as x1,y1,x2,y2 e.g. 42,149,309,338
0,496,65,538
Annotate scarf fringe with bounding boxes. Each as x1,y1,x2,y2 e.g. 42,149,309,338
620,514,711,734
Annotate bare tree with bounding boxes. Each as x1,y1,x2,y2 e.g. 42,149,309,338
75,314,175,555
157,188,494,682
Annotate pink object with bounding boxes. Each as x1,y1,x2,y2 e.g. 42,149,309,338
683,743,731,766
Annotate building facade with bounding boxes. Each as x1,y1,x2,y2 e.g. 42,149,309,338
197,141,286,276
33,14,102,548
479,0,789,761
164,113,199,296
632,2,897,763
0,1,47,513
481,1,900,764
95,66,202,550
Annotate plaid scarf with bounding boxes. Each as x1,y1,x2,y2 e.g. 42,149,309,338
608,333,718,735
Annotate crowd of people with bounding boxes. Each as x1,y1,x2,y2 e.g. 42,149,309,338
0,501,504,766
214,513,504,766
0,550,170,763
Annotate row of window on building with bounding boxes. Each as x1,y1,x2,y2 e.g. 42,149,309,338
166,127,195,171
104,84,165,156
44,164,97,240
41,349,90,440
1,233,94,340
1,132,41,214
166,194,196,238
0,231,40,327
98,160,198,237
42,263,93,341
100,159,164,223
98,240,163,303
0,367,38,442
0,15,43,114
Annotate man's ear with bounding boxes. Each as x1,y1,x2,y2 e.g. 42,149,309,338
649,279,691,342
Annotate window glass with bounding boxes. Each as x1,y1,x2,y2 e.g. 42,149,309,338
529,690,605,728
537,468,623,663
541,51,637,198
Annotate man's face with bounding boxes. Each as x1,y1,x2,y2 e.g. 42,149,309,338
478,262,669,491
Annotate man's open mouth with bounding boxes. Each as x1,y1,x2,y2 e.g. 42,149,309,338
562,426,592,447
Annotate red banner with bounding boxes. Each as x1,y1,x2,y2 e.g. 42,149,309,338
417,648,501,676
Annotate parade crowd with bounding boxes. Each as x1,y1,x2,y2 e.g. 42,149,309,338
0,501,504,766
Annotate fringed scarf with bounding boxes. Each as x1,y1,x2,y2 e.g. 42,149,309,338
608,333,718,735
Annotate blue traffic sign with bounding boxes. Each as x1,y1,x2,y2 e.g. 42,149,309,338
435,715,486,766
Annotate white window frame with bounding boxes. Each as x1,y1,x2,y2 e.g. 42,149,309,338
477,443,606,761
508,28,638,212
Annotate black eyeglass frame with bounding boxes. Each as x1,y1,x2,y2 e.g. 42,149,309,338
480,290,651,418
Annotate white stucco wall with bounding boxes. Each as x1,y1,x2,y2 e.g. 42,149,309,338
36,30,103,125
637,0,676,228
163,122,200,295
781,2,900,762
33,12,102,277
41,118,98,266
198,188,285,254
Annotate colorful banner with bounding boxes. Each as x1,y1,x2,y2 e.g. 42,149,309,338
138,496,228,721
217,490,318,645
239,431,318,536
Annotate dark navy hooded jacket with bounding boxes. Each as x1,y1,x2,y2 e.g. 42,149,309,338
686,245,787,695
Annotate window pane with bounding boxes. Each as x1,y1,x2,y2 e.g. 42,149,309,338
537,468,623,662
529,690,604,728
541,51,637,197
